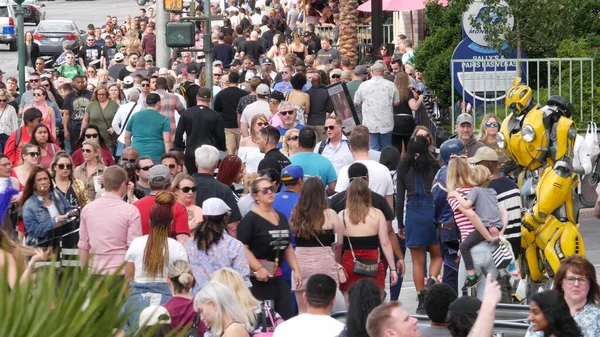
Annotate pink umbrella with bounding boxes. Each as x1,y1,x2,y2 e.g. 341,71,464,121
358,0,449,42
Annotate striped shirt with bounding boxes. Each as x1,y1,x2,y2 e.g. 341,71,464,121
448,186,476,239
489,177,522,255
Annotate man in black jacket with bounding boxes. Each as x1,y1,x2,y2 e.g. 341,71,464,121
174,87,226,173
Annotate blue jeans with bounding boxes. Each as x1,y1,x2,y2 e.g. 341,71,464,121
390,234,407,301
121,282,171,333
370,132,392,151
437,226,460,294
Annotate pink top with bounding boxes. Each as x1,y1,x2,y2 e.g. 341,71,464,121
39,143,61,169
78,192,143,274
269,113,282,128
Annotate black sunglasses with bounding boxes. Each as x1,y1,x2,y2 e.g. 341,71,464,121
165,163,177,169
27,152,40,157
279,110,294,116
139,165,153,171
180,186,197,193
82,149,93,153
288,135,299,141
330,74,341,79
256,185,277,195
121,158,137,163
324,125,335,131
85,133,99,139
56,164,73,170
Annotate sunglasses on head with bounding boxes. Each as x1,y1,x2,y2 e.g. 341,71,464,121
82,148,93,153
486,122,500,128
85,133,99,139
324,125,335,131
256,185,277,195
279,110,294,116
56,164,73,170
180,186,197,193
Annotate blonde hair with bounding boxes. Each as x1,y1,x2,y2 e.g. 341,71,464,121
394,72,411,103
470,165,492,187
81,140,102,162
282,128,300,157
167,260,195,293
446,157,471,191
194,281,251,336
242,173,264,195
477,113,501,142
211,268,260,326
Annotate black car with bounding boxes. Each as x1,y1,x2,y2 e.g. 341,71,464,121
11,0,46,25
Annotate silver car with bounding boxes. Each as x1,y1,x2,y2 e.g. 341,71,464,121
33,20,84,56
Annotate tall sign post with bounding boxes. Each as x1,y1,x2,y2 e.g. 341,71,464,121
14,0,25,96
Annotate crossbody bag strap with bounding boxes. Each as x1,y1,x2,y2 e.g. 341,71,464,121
342,210,357,262
118,103,137,137
313,232,335,259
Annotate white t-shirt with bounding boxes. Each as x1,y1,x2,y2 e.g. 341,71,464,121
334,159,394,197
240,100,270,126
124,235,188,283
272,314,344,337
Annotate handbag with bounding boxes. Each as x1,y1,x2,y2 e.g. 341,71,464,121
585,121,599,158
342,211,380,277
253,237,282,277
492,238,514,269
313,234,347,284
182,313,201,337
253,301,279,337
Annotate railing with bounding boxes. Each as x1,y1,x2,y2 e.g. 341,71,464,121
450,58,596,128
298,24,394,45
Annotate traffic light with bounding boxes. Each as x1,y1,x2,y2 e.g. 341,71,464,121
166,21,195,48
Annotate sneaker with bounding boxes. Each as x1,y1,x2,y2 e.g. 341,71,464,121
464,274,481,288
416,293,426,314
425,276,436,291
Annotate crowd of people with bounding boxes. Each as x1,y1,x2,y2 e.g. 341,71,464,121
1,0,600,336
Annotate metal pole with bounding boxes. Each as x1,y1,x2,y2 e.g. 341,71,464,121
156,0,170,68
189,0,195,59
371,0,383,51
16,4,25,97
204,0,213,94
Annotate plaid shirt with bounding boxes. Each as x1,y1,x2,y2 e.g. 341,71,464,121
156,89,185,137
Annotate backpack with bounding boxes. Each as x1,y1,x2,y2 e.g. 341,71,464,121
176,82,199,107
318,139,350,155
57,63,83,77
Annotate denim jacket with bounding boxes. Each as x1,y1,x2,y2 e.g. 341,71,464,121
432,165,455,224
22,190,73,246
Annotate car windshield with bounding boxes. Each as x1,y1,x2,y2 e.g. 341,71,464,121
23,0,36,5
38,22,74,33
0,7,8,17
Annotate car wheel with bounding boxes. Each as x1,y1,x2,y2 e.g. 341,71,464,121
9,40,17,51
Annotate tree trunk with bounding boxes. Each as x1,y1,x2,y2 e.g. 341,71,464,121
338,0,359,65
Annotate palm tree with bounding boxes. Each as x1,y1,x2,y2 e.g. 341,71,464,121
337,0,360,65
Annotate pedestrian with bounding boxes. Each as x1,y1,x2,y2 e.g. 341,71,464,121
0,89,19,153
171,173,203,231
155,77,185,138
213,72,247,155
78,166,142,275
392,72,420,153
162,260,206,335
112,88,142,158
421,283,456,337
240,84,271,138
124,93,171,162
62,75,93,153
340,279,384,337
454,113,486,157
305,73,333,143
239,114,268,174
194,282,251,337
366,302,421,337
529,290,582,337
23,87,57,139
51,151,89,212
216,155,245,199
81,85,119,154
74,140,105,201
237,177,302,319
396,136,441,313
289,127,337,195
122,191,189,333
28,124,61,169
290,177,343,313
174,88,226,174
184,197,249,294
257,125,291,179
70,124,115,167
281,128,300,157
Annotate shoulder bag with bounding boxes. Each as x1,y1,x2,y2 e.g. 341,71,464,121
342,210,380,277
118,103,137,137
314,233,347,284
182,313,201,337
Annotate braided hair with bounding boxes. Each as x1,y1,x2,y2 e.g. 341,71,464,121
143,191,175,278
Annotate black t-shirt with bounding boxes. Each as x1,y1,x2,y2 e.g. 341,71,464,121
118,67,133,81
393,88,415,135
108,64,126,81
221,26,234,37
258,148,291,177
78,45,102,67
233,37,246,51
329,190,394,221
192,173,242,222
262,30,276,50
240,40,264,63
102,45,117,63
212,43,235,67
214,86,248,128
306,41,318,56
237,210,291,263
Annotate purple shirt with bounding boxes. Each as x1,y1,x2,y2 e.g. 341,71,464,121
78,192,143,274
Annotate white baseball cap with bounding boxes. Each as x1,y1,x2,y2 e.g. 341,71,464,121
138,306,171,327
202,198,231,216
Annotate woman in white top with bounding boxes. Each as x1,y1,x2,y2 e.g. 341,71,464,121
122,191,189,333
0,89,18,151
238,114,267,174
194,281,251,337
112,88,141,158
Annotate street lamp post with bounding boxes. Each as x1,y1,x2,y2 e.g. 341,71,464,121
14,0,25,96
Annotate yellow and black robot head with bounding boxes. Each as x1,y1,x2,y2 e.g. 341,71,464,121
505,77,533,115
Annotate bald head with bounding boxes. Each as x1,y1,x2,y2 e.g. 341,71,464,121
311,73,321,85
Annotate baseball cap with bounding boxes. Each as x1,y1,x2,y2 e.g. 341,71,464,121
256,83,270,96
123,76,134,85
197,87,212,99
146,93,161,106
148,165,170,185
448,296,481,321
138,306,171,327
144,54,154,62
354,65,368,76
202,198,231,216
187,63,198,74
456,113,474,125
270,90,285,102
303,31,312,38
0,69,5,75
114,53,125,62
467,146,499,164
330,69,342,77
262,58,273,65
281,165,304,184
213,60,223,67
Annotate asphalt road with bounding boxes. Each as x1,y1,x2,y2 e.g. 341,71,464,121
0,0,146,78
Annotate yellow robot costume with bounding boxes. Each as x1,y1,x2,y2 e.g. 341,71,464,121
497,78,585,285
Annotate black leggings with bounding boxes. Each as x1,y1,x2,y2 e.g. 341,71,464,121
459,229,486,271
250,276,293,320
392,134,411,154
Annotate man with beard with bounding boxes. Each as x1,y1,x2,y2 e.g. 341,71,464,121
101,35,118,69
62,75,93,153
454,113,485,157
78,34,103,68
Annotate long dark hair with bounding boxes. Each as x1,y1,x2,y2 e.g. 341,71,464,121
290,177,327,239
193,212,227,253
75,124,109,150
398,135,439,176
29,123,55,147
20,166,54,206
531,290,582,337
340,279,382,337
